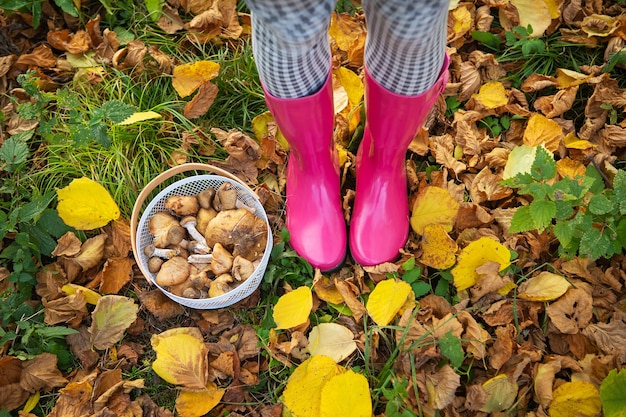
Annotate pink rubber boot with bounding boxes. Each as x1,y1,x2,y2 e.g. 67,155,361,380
263,74,346,271
350,55,449,266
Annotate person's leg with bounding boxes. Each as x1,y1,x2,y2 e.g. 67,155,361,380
246,0,346,271
350,0,450,266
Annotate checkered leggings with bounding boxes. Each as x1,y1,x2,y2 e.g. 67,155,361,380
246,0,449,98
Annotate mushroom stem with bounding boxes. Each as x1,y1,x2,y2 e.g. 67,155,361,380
188,254,214,264
144,244,179,259
235,200,256,214
180,239,210,254
180,216,210,252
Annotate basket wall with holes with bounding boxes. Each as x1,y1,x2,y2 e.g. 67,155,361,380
130,164,272,309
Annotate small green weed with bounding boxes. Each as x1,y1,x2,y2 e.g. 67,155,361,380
502,145,626,260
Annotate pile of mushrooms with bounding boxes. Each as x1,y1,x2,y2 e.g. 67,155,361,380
144,183,268,299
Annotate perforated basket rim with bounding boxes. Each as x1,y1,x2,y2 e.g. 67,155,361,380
134,173,272,309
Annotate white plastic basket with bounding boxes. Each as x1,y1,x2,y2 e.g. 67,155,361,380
130,163,272,309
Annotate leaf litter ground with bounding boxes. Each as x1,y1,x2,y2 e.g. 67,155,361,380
3,1,626,417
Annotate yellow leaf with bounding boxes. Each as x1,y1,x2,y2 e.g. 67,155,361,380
172,60,220,98
471,81,508,109
175,382,224,417
522,113,563,152
150,328,208,390
57,177,120,230
251,111,288,151
366,279,412,326
451,238,511,291
308,323,357,363
510,0,552,36
410,186,460,235
563,132,595,149
419,224,458,270
481,374,519,413
556,157,586,179
117,110,162,125
548,381,601,417
273,286,313,330
581,14,619,37
556,68,593,89
502,144,543,180
61,284,101,305
518,272,572,301
545,0,562,18
313,275,345,305
283,355,345,417
333,67,364,108
22,392,40,413
450,7,472,41
320,370,372,417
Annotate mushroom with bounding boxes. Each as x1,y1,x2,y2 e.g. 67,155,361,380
197,188,216,209
182,287,204,299
197,207,218,238
180,239,210,255
213,183,238,211
144,244,179,259
164,195,199,216
208,274,234,298
211,243,234,276
148,257,165,273
180,216,210,253
149,212,186,248
232,256,255,282
189,265,211,290
155,256,190,287
168,277,195,297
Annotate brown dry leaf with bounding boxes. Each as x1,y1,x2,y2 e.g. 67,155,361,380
545,282,593,334
67,327,100,369
47,30,90,54
459,61,482,101
534,86,578,118
522,113,564,152
138,289,185,320
329,12,366,58
424,364,461,411
419,224,458,270
334,278,366,322
468,167,512,204
156,4,186,34
15,45,57,68
72,234,107,271
99,257,133,294
52,232,82,257
521,73,557,92
43,292,88,326
0,357,28,412
581,318,626,362
457,311,491,360
20,353,68,393
48,380,93,417
183,81,219,119
210,128,261,184
112,40,148,70
488,325,515,371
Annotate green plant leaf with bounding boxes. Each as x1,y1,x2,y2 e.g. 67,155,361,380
36,326,79,338
411,281,431,299
588,194,613,215
145,0,163,21
531,146,557,181
600,368,626,417
438,331,464,368
579,228,612,260
529,200,556,231
0,136,29,172
553,221,576,249
554,200,574,221
53,0,78,16
509,205,535,233
616,218,626,250
471,31,502,51
586,164,606,194
96,100,137,123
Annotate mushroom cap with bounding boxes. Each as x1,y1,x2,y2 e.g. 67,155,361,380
155,256,190,287
164,195,199,216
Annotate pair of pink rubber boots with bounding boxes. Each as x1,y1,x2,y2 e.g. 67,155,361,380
264,57,449,271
